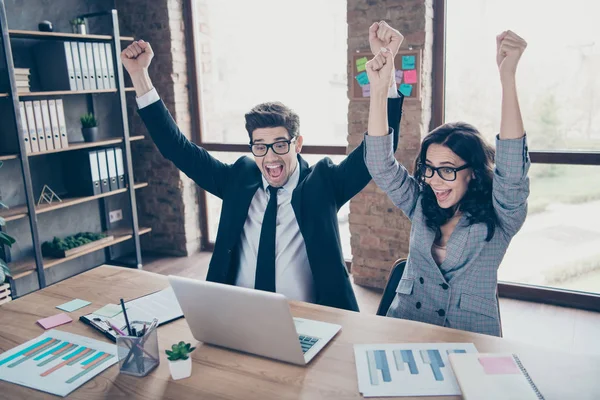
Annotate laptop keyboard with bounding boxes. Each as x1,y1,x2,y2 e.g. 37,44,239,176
299,335,319,354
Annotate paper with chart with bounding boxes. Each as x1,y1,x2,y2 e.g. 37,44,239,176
354,342,478,397
0,329,117,397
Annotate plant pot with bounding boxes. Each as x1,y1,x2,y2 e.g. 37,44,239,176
72,24,87,35
168,358,192,380
82,127,98,142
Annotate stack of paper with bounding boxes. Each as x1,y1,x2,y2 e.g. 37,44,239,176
14,68,30,93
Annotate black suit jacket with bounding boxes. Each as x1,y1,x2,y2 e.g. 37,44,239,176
138,94,403,311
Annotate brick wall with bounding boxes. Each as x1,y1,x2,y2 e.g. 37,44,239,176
117,0,201,256
348,0,434,288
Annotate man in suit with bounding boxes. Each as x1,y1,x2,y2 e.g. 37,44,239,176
121,22,404,311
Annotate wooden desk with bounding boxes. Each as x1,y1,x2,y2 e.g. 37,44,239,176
0,266,598,399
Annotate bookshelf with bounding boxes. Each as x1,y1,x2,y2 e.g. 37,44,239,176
0,2,148,298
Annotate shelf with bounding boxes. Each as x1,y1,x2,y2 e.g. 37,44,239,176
27,134,144,157
16,87,136,98
0,93,8,98
10,227,152,280
0,182,148,223
0,154,18,161
8,30,134,42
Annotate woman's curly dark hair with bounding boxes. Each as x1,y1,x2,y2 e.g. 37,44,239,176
413,122,498,241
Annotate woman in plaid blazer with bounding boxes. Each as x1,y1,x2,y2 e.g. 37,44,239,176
363,29,529,336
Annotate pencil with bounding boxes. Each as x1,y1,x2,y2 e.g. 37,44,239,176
120,298,132,336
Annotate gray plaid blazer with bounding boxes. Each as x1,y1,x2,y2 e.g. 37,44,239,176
365,132,530,336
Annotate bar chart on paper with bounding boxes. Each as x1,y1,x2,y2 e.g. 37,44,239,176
354,343,478,397
0,329,117,397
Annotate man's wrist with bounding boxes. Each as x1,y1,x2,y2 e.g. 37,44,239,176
131,69,154,97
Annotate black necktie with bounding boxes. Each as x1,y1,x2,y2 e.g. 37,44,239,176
255,186,279,292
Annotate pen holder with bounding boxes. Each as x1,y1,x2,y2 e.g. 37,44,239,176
116,320,159,377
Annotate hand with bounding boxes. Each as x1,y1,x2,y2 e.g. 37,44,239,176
369,21,404,57
121,40,154,76
365,48,395,96
496,30,527,82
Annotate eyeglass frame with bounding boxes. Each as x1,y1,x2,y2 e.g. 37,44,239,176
420,163,471,182
249,138,297,157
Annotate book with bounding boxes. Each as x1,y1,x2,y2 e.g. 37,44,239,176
448,353,544,400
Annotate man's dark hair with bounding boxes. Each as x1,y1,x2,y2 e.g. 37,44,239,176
244,102,300,141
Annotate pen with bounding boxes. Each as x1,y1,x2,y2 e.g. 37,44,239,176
120,298,132,336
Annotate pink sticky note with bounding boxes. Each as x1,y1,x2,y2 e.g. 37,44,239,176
362,84,370,97
478,356,520,374
403,69,417,84
395,69,403,83
37,313,73,330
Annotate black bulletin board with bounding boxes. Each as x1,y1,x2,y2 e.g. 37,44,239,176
350,49,422,101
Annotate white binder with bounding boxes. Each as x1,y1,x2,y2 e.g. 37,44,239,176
104,43,116,89
39,100,55,151
70,41,83,90
97,149,110,193
18,102,32,153
78,42,90,90
63,42,77,91
32,101,47,152
85,42,97,90
98,43,110,90
55,99,69,149
24,101,39,152
47,100,62,150
92,43,104,90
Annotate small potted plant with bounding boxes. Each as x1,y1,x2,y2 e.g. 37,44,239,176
166,341,195,380
70,18,86,34
0,161,15,286
80,113,98,142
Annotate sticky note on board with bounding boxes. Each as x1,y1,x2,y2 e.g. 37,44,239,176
478,356,521,375
402,55,416,70
37,313,73,330
56,299,92,312
356,56,368,72
395,69,404,83
403,69,417,84
362,84,370,97
355,71,369,86
399,84,413,96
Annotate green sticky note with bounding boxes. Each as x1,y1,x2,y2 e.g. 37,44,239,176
355,71,369,86
92,303,125,318
402,55,416,70
356,56,368,72
399,84,413,96
57,299,91,312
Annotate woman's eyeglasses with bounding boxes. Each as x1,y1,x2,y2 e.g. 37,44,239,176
421,164,470,182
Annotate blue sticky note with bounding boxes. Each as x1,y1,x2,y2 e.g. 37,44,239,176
399,84,413,96
355,71,369,86
402,55,416,70
56,299,92,312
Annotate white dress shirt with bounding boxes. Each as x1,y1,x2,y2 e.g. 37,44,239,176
136,89,315,302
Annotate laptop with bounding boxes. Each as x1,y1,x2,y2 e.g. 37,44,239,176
168,275,342,366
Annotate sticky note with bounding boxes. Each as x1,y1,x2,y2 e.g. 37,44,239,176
355,71,369,86
399,84,413,96
402,55,415,70
356,56,368,72
92,303,125,318
478,356,521,374
395,69,403,83
362,84,370,97
37,313,73,330
403,69,417,84
56,299,92,312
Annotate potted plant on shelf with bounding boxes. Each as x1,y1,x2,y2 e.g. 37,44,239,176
80,113,98,142
0,161,15,286
70,18,86,35
166,341,195,380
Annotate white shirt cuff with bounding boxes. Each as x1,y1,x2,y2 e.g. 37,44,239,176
388,84,399,98
136,88,160,109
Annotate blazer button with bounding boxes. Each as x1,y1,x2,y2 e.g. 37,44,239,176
437,309,445,317
416,302,422,309
440,283,449,290
419,277,424,284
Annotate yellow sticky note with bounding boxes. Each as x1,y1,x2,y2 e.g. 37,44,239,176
356,57,368,72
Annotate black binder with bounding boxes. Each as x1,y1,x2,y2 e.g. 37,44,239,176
63,150,102,196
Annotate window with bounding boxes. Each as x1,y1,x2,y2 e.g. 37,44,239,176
446,0,600,298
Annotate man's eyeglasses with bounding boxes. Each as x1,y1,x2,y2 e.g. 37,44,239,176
250,139,296,157
421,164,470,182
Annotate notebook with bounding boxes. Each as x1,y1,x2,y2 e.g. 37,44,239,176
448,353,544,400
79,287,183,342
